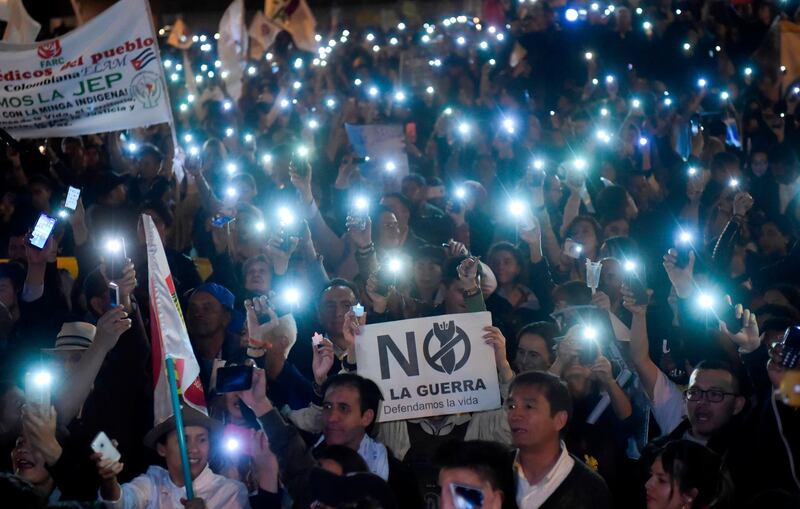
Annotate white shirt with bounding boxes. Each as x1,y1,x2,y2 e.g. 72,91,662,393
514,442,575,509
100,465,250,509
650,369,686,435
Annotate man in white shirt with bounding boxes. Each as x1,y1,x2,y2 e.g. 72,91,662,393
507,371,610,509
93,407,250,509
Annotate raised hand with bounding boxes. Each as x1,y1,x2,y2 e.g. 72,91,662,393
289,161,313,205
621,285,650,315
312,335,335,386
457,256,480,288
234,366,271,417
22,403,61,466
591,356,614,386
365,273,388,313
94,306,132,354
245,296,280,350
662,248,695,299
732,192,754,217
444,239,468,258
719,303,760,353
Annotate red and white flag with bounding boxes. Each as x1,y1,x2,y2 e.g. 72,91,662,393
265,0,317,53
144,214,206,423
249,10,281,60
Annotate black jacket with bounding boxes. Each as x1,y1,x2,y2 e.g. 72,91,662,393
531,454,612,509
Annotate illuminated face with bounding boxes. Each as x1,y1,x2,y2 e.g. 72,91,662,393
377,211,401,249
187,292,229,338
157,426,210,481
245,261,271,293
506,384,565,450
568,220,598,257
750,153,768,177
686,369,744,439
317,286,356,339
489,250,520,286
515,333,553,372
413,259,443,291
644,457,687,509
321,385,372,450
12,436,51,486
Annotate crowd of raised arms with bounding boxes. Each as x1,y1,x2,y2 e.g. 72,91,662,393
1,0,799,508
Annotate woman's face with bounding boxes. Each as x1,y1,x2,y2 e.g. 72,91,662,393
750,152,768,177
489,250,521,286
645,457,689,509
11,436,51,487
570,220,599,256
414,259,443,291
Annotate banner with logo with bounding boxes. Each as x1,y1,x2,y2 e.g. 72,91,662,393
356,312,501,422
0,0,171,139
145,213,207,424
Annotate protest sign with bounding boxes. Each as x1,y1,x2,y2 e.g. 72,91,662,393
0,0,171,139
345,123,409,192
356,312,501,422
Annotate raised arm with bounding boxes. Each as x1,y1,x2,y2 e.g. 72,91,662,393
621,286,659,400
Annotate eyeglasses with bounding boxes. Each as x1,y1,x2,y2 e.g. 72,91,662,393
685,387,737,403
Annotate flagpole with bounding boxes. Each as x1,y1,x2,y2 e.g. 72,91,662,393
141,0,179,150
165,356,194,499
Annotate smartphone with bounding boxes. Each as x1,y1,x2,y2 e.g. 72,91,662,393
405,122,417,145
65,186,81,210
24,371,51,408
91,431,121,462
781,326,800,369
450,483,484,509
211,214,236,227
624,265,648,305
108,282,120,308
216,365,254,393
291,157,308,177
353,156,370,164
564,239,584,259
29,213,57,250
106,238,127,280
719,302,742,334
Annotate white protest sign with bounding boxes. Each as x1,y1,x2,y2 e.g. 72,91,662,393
356,312,501,422
0,0,171,138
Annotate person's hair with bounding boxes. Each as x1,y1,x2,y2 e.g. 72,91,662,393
414,244,446,266
650,440,733,509
402,173,426,187
0,262,25,293
599,236,640,260
322,374,383,434
594,185,629,222
516,322,558,357
380,192,412,216
242,254,270,278
231,172,256,191
138,143,164,162
693,360,742,394
564,215,602,246
141,200,174,228
82,267,108,301
510,371,572,423
434,440,516,508
768,142,798,168
553,280,592,306
318,278,359,303
709,152,740,174
315,444,370,474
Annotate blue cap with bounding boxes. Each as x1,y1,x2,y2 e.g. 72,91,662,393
191,283,235,310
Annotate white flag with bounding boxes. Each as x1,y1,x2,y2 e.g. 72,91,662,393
0,0,40,43
248,10,281,60
265,0,317,53
145,214,207,424
218,0,247,100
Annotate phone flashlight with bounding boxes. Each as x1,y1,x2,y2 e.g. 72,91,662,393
533,159,545,170
638,137,648,146
353,303,365,317
632,98,641,109
729,178,740,189
225,187,238,199
697,292,714,310
283,287,301,306
387,257,403,273
296,145,310,158
455,187,467,199
226,163,237,175
573,158,587,170
254,221,266,233
697,78,707,88
584,51,593,61
224,437,240,453
385,161,397,172
583,326,598,341
277,207,295,227
688,166,698,176
458,122,471,136
127,142,138,153
508,199,526,218
57,209,68,219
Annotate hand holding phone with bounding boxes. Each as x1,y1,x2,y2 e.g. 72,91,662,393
564,239,584,259
29,214,57,250
65,186,81,211
91,431,121,463
216,365,254,393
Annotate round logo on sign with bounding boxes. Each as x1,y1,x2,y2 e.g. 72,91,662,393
37,40,62,59
423,321,471,374
130,71,162,109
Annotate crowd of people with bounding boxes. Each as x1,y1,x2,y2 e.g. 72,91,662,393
1,0,800,508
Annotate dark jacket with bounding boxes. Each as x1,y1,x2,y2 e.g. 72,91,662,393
534,454,612,509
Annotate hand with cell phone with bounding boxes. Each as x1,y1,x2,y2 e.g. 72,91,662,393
718,300,760,353
245,296,280,350
22,403,61,466
93,307,132,354
365,272,390,314
346,214,373,249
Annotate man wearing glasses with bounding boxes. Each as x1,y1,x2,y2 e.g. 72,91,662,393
647,360,747,453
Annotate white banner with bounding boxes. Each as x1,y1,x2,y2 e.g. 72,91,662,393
356,312,501,422
0,0,171,139
145,214,207,424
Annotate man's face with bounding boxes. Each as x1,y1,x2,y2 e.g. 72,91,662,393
53,350,85,379
377,211,401,249
379,196,410,228
506,384,566,450
515,334,552,372
317,286,356,338
245,261,271,293
0,277,17,311
444,279,469,314
751,152,768,177
439,467,503,509
401,181,425,205
12,436,50,485
187,292,229,337
157,426,209,480
321,385,372,450
413,259,443,290
758,223,788,255
686,369,744,438
137,154,161,180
